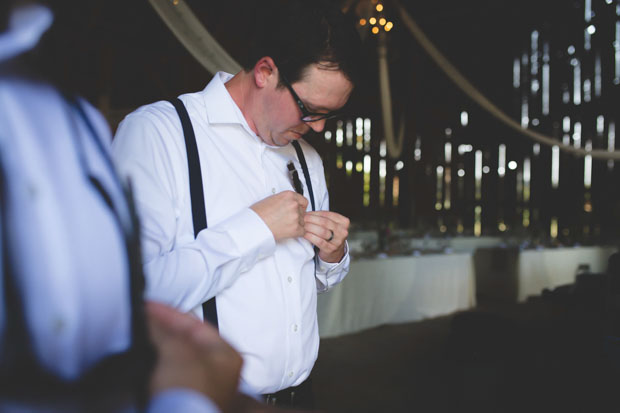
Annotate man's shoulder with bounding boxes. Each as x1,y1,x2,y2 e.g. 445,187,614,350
120,99,179,130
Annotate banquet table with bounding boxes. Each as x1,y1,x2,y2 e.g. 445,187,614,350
516,246,616,302
317,253,476,338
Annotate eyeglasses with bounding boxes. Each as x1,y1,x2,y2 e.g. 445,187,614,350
279,71,341,123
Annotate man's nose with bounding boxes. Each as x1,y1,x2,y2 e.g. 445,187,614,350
307,118,326,133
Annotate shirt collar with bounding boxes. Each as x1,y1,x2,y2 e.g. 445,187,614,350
202,71,250,126
0,3,53,63
202,71,294,150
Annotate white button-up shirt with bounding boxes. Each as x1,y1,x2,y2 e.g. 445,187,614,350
112,72,350,393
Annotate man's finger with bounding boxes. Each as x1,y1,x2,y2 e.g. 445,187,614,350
305,210,349,225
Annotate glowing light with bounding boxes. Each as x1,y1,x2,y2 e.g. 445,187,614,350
461,111,469,127
457,169,465,177
568,45,575,55
380,140,387,157
376,3,384,12
324,131,332,142
521,97,528,127
551,146,560,188
583,140,593,189
445,142,452,164
379,160,387,207
356,162,363,173
372,27,379,35
508,161,517,171
385,22,393,31
393,176,399,207
563,116,570,133
584,79,591,102
369,17,377,25
550,217,558,239
499,222,507,232
336,123,343,147
458,144,473,155
359,18,367,26
573,122,582,149
482,166,490,174
345,161,353,176
513,58,520,88
587,25,596,35
395,161,404,171
475,151,482,201
436,166,444,210
346,120,353,146
597,115,605,136
379,18,386,26
414,136,422,161
523,157,531,203
363,155,371,206
573,59,581,105
542,42,550,115
498,144,506,177
474,206,482,237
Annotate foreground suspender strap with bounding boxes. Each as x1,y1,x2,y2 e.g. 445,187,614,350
168,98,218,328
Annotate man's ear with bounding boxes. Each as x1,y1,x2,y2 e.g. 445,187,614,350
253,57,277,89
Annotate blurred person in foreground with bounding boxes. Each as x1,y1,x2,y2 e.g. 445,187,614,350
0,2,245,411
112,1,363,408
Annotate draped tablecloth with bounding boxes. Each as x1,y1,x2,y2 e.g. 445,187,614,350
317,253,476,338
517,246,616,302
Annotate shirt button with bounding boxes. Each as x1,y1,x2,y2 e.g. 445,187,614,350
289,371,294,378
287,276,293,283
293,324,298,332
271,187,276,194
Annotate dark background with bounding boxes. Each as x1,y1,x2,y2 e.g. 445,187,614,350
36,0,620,244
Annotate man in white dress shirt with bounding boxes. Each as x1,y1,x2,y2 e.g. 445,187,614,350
112,0,364,407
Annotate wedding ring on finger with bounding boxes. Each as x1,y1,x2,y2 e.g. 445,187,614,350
327,230,334,242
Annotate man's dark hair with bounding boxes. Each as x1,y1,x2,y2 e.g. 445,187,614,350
243,0,364,88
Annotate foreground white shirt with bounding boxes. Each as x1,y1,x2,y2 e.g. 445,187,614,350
0,8,217,410
112,72,350,393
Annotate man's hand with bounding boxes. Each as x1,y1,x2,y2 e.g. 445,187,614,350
250,191,309,242
303,210,350,263
147,301,243,412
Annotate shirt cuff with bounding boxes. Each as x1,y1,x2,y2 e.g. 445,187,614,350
207,207,276,269
317,241,349,274
148,389,220,413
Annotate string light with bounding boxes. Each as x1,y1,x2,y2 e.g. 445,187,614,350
379,18,387,26
369,17,377,25
372,26,379,35
359,18,367,26
385,22,394,32
376,3,384,12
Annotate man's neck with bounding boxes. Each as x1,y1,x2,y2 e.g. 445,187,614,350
224,71,259,135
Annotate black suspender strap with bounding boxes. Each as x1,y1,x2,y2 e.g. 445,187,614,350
291,140,319,280
168,98,218,328
291,140,315,212
167,99,317,328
